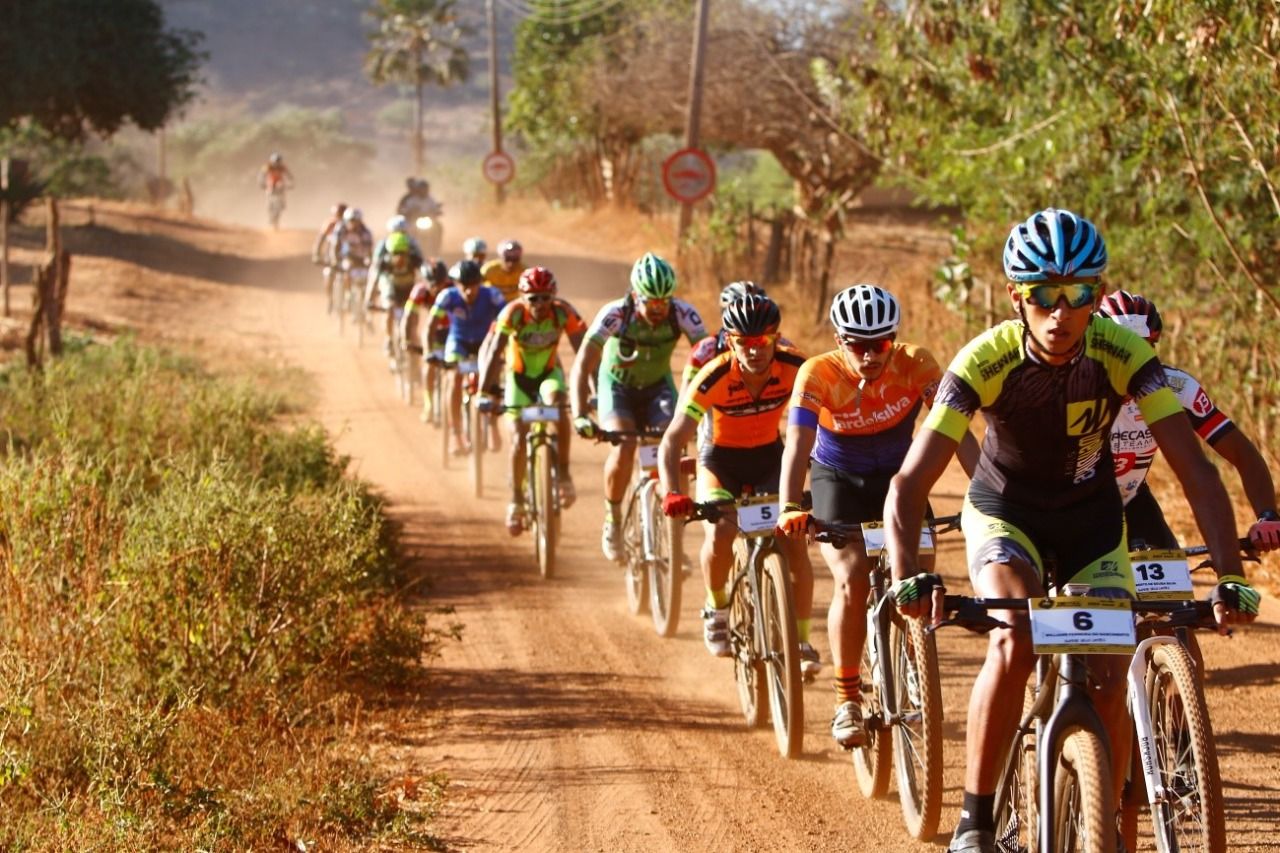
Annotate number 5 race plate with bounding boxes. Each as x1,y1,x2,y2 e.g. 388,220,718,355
737,496,780,537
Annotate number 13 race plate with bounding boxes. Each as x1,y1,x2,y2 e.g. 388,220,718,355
1129,550,1193,601
1028,596,1136,655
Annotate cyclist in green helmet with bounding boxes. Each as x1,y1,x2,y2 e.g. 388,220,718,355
570,252,709,561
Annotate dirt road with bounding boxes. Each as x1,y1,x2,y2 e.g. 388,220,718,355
64,204,1280,851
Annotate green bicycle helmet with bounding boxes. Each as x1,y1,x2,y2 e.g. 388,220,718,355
386,232,411,254
629,252,677,299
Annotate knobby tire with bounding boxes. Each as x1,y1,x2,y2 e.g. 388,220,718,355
1053,728,1115,853
853,594,893,799
533,439,558,580
891,615,944,840
760,550,803,759
470,396,484,498
993,688,1039,853
648,486,682,638
622,486,648,615
730,542,767,729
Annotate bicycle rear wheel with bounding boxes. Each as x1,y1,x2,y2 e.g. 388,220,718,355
470,397,484,497
729,553,767,729
532,440,558,580
621,488,648,614
760,549,803,759
1052,728,1115,853
891,615,944,840
647,485,682,638
993,688,1039,853
1147,644,1225,853
853,599,893,798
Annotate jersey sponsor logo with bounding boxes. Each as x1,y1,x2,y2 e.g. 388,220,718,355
1094,559,1123,579
1112,429,1152,443
831,393,914,430
795,390,822,406
1166,373,1188,394
1191,388,1214,417
978,348,1019,381
1066,398,1114,437
1090,334,1132,364
1073,429,1106,484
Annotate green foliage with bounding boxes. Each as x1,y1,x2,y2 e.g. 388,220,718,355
0,0,203,140
169,105,374,185
827,1,1280,453
0,339,444,847
365,0,472,90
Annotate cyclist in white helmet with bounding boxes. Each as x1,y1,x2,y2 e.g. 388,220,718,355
777,283,979,752
463,236,488,265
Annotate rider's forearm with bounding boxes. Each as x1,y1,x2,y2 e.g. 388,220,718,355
1215,430,1278,518
778,423,814,508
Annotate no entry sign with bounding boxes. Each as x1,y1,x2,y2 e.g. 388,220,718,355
661,147,716,204
483,150,515,185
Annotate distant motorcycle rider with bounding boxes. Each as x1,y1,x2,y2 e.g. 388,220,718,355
396,178,443,255
258,152,293,192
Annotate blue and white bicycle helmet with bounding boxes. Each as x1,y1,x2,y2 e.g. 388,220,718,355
1003,208,1108,282
829,284,900,339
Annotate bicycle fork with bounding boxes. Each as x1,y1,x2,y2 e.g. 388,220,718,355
867,592,901,732
1127,635,1180,811
636,477,661,563
1037,654,1109,853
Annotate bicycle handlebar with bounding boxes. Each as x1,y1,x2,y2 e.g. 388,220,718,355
810,513,961,548
929,593,1219,636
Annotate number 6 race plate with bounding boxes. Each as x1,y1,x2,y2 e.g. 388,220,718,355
1128,550,1193,601
1028,596,1136,655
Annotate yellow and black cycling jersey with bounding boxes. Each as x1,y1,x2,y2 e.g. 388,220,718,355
480,259,525,302
924,316,1181,510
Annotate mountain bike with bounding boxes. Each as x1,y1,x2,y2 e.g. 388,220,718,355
266,185,286,229
691,493,803,759
812,515,959,840
438,358,479,476
332,256,369,344
1123,539,1255,853
389,305,418,405
930,583,1225,853
599,429,684,637
486,400,566,579
423,349,445,427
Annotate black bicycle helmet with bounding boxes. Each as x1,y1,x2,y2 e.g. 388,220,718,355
450,259,483,286
425,259,449,285
722,294,781,336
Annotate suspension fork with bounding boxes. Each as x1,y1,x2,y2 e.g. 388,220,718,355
637,476,660,562
1128,634,1179,808
1038,652,1109,853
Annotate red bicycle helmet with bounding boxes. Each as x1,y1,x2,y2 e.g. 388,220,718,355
1097,290,1162,342
518,266,557,294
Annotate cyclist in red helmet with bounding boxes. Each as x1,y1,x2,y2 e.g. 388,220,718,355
479,266,587,535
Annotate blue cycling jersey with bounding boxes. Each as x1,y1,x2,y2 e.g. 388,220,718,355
429,285,506,346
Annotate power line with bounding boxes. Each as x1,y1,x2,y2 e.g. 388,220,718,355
494,0,627,26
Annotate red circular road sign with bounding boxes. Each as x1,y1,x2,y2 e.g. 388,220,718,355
661,147,716,204
482,150,515,185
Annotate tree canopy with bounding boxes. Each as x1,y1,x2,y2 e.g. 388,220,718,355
0,0,203,140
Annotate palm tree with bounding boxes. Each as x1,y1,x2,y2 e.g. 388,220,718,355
365,0,472,175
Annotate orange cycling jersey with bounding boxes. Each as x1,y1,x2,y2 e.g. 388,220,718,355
788,343,942,475
682,345,806,449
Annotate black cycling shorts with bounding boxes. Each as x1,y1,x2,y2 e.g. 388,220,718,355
809,462,931,525
696,441,783,502
1124,483,1179,550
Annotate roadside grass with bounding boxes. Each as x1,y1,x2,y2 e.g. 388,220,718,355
0,339,452,850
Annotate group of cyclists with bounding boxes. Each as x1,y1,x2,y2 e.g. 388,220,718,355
315,194,1276,852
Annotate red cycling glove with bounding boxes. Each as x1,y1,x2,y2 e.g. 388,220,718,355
1248,518,1280,552
662,493,694,518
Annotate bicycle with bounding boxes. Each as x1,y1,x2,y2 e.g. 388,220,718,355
1123,539,1256,853
812,515,959,840
438,358,478,476
423,348,445,427
266,184,286,229
598,428,685,637
333,256,370,344
388,306,419,406
929,582,1226,853
689,493,803,759
486,399,566,579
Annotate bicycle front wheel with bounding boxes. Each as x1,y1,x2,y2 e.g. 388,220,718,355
470,399,484,498
891,615,944,840
1147,643,1225,853
729,547,766,729
647,485,682,638
621,488,648,614
532,440,558,580
1052,727,1115,853
760,549,803,759
853,600,892,798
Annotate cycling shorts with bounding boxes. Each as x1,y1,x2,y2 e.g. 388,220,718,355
504,366,566,417
377,277,413,309
809,461,931,526
446,338,482,365
1123,482,1178,550
696,441,782,503
428,325,448,350
961,478,1134,595
598,373,676,430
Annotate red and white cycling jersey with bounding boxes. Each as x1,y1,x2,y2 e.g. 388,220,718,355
1111,364,1235,504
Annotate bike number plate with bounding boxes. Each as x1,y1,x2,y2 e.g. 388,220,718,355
457,359,478,375
1128,550,1193,601
521,405,560,423
1028,596,1136,655
737,501,780,536
860,522,934,557
637,444,660,470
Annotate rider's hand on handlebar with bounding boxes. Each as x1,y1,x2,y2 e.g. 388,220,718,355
573,416,598,439
662,492,693,518
1247,516,1280,551
892,573,945,623
1209,574,1261,632
775,509,811,539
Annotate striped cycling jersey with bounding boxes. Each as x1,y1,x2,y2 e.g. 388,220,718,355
788,343,943,476
494,299,587,375
925,317,1181,510
681,345,806,450
1111,364,1236,506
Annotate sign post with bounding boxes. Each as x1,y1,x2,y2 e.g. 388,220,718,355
483,151,515,187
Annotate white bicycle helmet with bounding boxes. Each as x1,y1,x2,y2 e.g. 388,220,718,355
463,236,487,256
719,280,765,308
343,207,362,223
829,284,900,338
386,214,408,233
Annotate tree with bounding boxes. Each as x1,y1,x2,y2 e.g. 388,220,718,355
0,0,203,140
365,0,473,175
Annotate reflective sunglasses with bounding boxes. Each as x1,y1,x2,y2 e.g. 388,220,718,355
635,293,671,310
1016,281,1100,310
728,332,778,350
839,335,895,356
525,293,553,304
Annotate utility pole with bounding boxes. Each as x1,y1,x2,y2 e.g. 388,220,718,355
677,0,710,242
487,0,505,204
157,127,167,180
